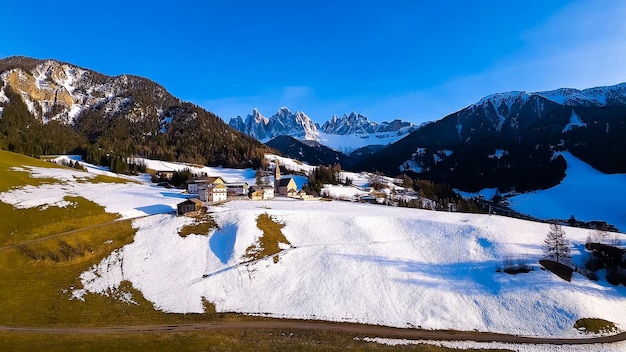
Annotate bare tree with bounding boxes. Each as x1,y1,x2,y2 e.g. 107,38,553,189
543,223,570,264
589,225,609,244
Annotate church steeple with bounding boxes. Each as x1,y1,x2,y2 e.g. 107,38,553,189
274,159,281,189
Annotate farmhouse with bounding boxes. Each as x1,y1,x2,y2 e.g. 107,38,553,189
225,182,249,196
186,176,225,194
198,183,228,203
249,185,275,200
176,198,202,216
154,170,175,180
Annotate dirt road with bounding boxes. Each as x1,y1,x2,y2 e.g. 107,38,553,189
1,320,625,345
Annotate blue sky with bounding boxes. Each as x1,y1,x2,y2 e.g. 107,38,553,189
2,0,626,124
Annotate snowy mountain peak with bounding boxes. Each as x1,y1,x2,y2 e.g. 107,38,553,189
468,83,626,112
228,107,318,142
474,91,531,111
534,82,626,107
320,112,415,135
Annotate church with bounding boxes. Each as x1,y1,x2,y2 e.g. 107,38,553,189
273,159,297,196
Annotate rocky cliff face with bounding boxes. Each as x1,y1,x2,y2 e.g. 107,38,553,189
0,57,178,126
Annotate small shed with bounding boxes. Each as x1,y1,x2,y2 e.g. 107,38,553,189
177,198,203,216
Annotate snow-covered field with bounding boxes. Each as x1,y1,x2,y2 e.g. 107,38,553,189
508,152,626,231
3,155,626,351
68,198,626,339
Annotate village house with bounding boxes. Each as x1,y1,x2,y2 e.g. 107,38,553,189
154,170,175,180
225,182,249,197
186,176,225,194
249,185,275,200
198,183,228,203
176,198,203,216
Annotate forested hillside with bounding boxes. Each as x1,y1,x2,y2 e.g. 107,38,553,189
0,56,271,170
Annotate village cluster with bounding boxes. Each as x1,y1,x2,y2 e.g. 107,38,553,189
174,160,310,215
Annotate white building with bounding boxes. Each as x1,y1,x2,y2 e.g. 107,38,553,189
198,183,228,203
250,185,275,200
186,177,225,194
225,182,249,196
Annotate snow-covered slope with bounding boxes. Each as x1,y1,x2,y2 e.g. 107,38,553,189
71,200,626,338
508,152,626,231
2,155,626,341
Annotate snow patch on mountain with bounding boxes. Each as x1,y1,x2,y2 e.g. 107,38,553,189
562,110,587,133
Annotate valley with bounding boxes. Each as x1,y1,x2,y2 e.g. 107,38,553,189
1,149,626,351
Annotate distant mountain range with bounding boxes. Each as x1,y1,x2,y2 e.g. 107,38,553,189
228,108,419,153
357,83,626,192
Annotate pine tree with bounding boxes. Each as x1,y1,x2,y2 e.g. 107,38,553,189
543,223,570,264
255,168,264,186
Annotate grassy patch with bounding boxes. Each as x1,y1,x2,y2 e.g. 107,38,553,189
574,318,619,334
244,213,291,262
0,150,63,191
178,213,218,237
0,196,120,247
0,152,222,327
539,259,573,282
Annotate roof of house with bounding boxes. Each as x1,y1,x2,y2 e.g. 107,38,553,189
251,185,274,190
186,176,225,184
178,198,203,206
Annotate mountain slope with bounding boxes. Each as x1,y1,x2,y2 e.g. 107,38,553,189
0,56,270,168
265,135,350,166
356,83,626,192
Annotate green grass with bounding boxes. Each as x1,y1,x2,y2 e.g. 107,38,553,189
0,150,63,191
244,213,291,263
574,318,618,334
178,212,218,237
